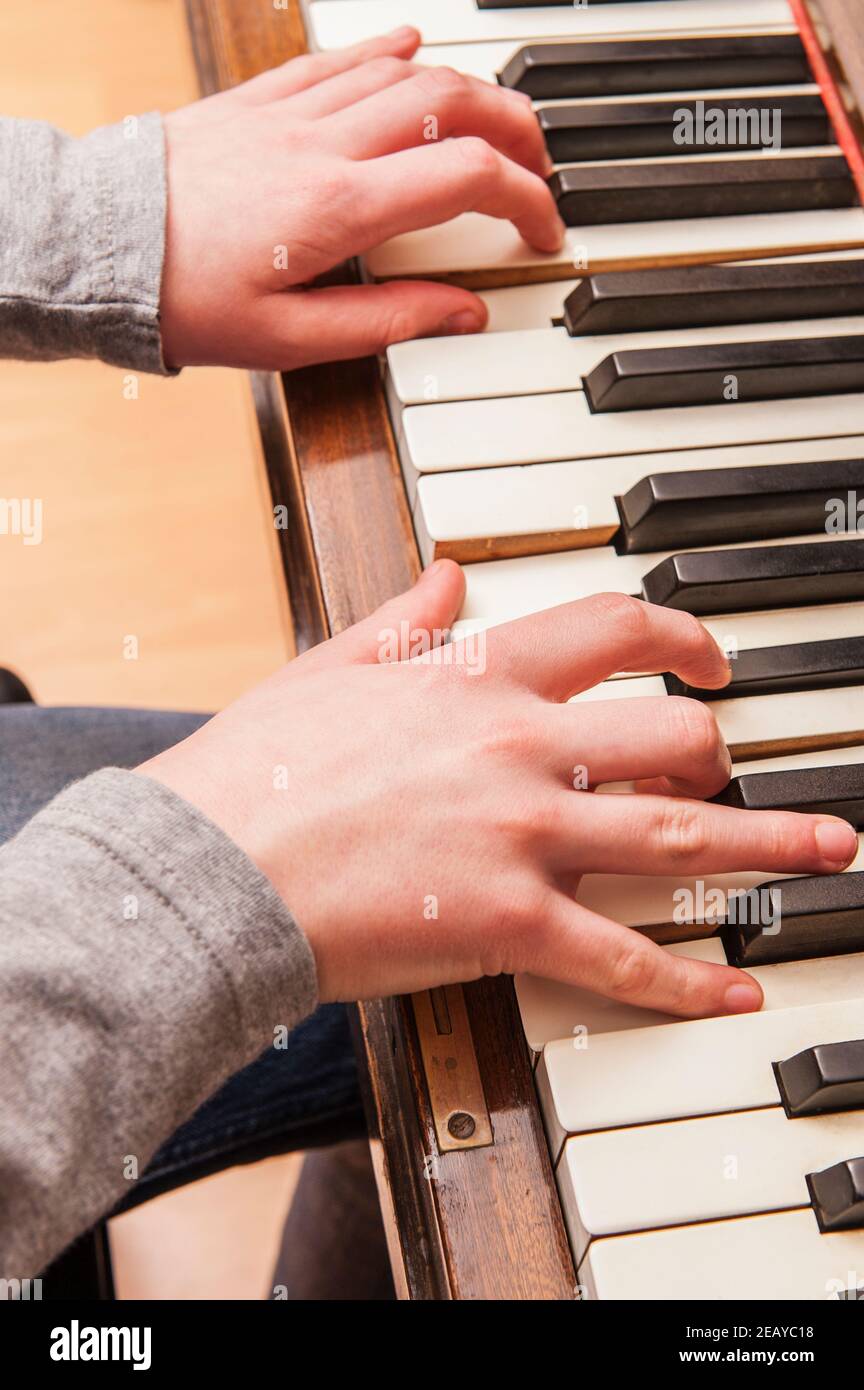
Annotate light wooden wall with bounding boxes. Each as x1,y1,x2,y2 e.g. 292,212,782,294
0,0,292,713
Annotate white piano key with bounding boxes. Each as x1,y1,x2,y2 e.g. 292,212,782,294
479,279,579,333
519,942,864,1053
460,544,647,618
402,388,864,475
559,143,841,168
412,410,826,562
540,995,864,1135
680,605,864,663
412,436,864,563
455,534,853,630
579,1208,864,1300
732,742,864,778
389,317,864,406
560,1106,864,1262
306,1,794,51
715,686,864,757
366,209,864,284
416,41,523,84
475,248,864,334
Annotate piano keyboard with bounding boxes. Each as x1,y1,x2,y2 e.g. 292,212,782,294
304,1,797,51
304,5,864,282
313,0,864,1300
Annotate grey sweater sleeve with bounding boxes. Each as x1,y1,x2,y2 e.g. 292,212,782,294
0,113,173,373
0,768,318,1278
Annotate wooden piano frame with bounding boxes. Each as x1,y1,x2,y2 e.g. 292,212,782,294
183,0,864,1300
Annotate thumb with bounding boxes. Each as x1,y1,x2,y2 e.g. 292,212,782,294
262,281,488,368
318,559,466,667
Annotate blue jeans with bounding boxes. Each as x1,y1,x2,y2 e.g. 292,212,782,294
0,704,364,1209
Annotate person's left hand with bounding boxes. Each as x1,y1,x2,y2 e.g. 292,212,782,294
159,26,562,370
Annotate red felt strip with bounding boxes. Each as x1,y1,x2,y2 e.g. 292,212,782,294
788,0,864,205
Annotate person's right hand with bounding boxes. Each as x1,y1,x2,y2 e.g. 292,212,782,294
140,562,859,1015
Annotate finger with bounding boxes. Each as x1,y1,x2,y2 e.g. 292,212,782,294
229,27,421,105
526,897,764,1019
486,593,731,701
552,695,732,799
551,790,860,877
323,66,551,179
351,139,565,254
256,281,488,368
314,559,466,668
282,55,418,120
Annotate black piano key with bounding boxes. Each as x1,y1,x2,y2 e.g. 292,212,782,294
721,873,864,968
711,763,864,827
541,95,829,165
564,260,864,336
664,636,864,702
807,1158,864,1232
552,154,856,229
584,335,864,412
616,458,864,554
499,35,811,99
641,540,864,615
774,1038,864,1118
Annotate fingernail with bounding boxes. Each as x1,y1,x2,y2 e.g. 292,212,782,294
815,819,858,866
724,981,763,1014
437,309,483,336
544,152,556,178
388,26,418,40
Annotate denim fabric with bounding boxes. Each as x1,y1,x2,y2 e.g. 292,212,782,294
0,704,364,1206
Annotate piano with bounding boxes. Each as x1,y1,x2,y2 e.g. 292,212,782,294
186,0,864,1299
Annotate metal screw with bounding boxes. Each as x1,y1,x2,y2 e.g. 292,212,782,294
447,1111,476,1140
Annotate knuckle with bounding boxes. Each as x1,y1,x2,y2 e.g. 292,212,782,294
417,64,469,100
366,55,410,82
666,696,722,768
607,941,660,1002
678,609,713,656
496,880,548,940
753,813,789,865
378,306,415,346
656,799,712,862
488,792,551,855
455,135,500,181
480,712,540,762
666,958,700,1013
285,55,315,82
587,592,650,647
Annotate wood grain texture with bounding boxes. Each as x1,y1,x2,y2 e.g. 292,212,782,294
812,0,864,126
184,0,576,1300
